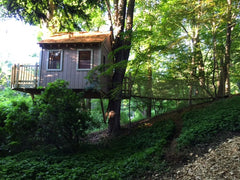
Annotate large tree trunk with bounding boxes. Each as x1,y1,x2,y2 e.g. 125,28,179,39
225,22,232,96
218,0,233,97
218,57,225,97
212,29,217,97
106,0,135,135
108,48,128,134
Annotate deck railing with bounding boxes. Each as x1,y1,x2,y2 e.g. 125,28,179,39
11,64,39,89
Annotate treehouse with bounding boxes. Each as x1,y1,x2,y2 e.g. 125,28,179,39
11,31,114,98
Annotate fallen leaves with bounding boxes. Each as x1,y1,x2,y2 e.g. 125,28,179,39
162,136,240,179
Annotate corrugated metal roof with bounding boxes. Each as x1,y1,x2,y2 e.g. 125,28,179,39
39,31,111,44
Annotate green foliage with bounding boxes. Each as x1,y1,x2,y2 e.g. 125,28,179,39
0,88,31,104
0,0,103,32
34,79,92,150
0,103,7,151
88,99,108,132
4,100,36,152
177,96,240,149
0,119,175,179
0,89,33,154
0,80,93,153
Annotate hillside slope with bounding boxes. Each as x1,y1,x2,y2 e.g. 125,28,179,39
1,96,240,179
158,132,240,179
152,96,240,179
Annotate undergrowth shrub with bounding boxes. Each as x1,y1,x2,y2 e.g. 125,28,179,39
34,79,92,150
88,99,108,132
0,104,7,153
0,89,34,154
177,96,240,149
5,100,36,151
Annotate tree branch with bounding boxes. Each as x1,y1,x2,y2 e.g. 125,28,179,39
117,0,126,34
178,23,192,39
114,0,119,25
104,0,114,36
126,0,135,32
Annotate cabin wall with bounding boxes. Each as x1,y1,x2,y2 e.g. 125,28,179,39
39,47,100,89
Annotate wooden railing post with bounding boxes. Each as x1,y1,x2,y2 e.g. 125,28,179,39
15,64,20,88
11,64,16,88
34,63,38,88
122,74,132,99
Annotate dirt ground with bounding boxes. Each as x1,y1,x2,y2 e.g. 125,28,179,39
159,132,240,180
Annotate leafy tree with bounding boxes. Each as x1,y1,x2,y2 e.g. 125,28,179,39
4,100,36,152
0,92,34,154
33,80,91,150
0,61,11,89
138,0,240,100
0,0,101,32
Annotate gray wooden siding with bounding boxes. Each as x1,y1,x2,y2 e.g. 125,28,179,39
39,47,100,89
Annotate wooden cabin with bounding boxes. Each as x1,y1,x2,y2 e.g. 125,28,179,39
11,31,113,98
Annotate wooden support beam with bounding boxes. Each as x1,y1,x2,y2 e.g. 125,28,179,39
100,97,107,124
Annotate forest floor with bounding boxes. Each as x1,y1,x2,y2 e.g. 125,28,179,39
86,100,240,179
159,132,240,179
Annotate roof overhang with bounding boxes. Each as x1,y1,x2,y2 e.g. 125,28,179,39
38,31,111,48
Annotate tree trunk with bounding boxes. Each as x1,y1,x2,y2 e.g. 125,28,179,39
107,0,135,135
212,30,217,97
108,48,128,134
225,22,232,96
218,0,233,97
218,57,225,97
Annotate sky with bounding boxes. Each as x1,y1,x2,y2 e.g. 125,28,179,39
0,18,41,65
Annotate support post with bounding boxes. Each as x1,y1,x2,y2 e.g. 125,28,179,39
34,63,38,88
100,97,107,124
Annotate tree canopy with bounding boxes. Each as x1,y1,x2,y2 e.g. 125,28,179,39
1,0,103,32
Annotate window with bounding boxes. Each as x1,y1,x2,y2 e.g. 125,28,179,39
47,50,63,71
77,50,93,70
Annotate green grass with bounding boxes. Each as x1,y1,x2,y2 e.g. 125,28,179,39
0,120,175,180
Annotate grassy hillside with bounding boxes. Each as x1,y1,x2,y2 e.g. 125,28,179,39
177,96,240,149
1,96,240,179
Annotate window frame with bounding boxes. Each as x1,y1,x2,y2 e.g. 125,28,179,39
77,49,93,71
46,49,63,71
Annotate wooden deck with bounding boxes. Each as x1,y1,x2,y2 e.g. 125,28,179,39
11,64,39,90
